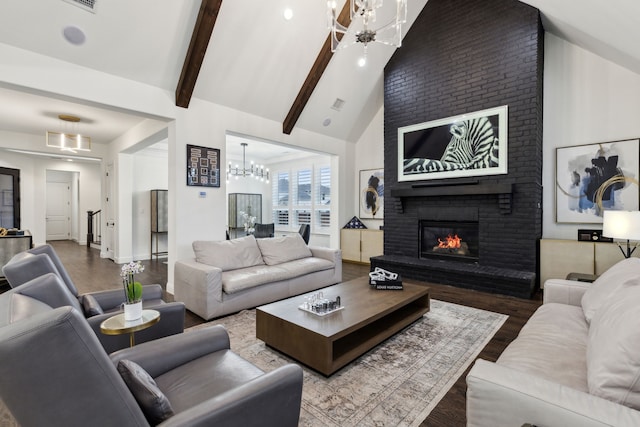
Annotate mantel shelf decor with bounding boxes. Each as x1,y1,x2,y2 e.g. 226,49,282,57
391,183,513,214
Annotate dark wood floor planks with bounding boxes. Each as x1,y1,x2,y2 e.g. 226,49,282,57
48,240,542,426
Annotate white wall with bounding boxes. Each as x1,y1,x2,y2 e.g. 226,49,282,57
132,154,168,260
354,104,385,230
105,121,170,263
543,33,640,239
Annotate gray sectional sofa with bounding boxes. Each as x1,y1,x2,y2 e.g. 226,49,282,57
174,234,342,320
466,257,640,427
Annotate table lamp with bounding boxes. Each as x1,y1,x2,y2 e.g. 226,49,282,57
602,210,640,258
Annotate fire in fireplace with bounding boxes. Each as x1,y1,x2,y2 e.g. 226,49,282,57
420,220,479,262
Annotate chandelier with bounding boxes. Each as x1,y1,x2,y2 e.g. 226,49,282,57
327,0,407,62
227,143,270,183
46,114,91,152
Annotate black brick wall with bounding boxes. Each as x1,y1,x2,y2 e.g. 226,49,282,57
381,0,544,295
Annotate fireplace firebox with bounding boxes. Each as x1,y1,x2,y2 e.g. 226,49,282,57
419,220,479,263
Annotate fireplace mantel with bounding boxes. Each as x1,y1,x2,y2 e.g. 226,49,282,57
390,183,513,213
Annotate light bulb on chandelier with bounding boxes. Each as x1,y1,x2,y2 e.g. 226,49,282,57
46,114,92,153
226,143,270,184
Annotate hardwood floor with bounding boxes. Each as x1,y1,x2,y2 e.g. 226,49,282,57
46,240,542,426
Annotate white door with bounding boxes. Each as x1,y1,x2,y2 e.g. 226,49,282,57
104,164,115,260
46,182,71,240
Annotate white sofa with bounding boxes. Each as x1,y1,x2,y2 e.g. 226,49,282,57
466,257,640,427
174,234,342,320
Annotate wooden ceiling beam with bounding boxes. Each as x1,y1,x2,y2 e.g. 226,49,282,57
175,0,223,108
283,2,352,135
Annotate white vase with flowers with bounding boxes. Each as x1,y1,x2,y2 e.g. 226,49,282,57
121,261,145,321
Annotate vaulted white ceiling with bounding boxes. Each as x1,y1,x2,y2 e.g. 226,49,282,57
0,0,639,155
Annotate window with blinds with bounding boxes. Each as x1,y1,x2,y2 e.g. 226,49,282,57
274,209,289,226
294,169,312,205
272,172,289,226
295,210,311,225
271,165,331,232
315,166,331,229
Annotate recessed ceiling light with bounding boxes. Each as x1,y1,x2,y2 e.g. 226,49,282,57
283,8,293,20
358,57,366,67
63,25,86,45
323,118,332,127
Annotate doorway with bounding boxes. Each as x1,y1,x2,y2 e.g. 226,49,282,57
104,163,115,260
46,172,73,241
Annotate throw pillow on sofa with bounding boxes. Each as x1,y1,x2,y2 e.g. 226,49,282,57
587,280,640,410
581,257,640,324
193,235,264,271
256,234,312,265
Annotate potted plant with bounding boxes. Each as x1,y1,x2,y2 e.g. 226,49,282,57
239,210,256,235
121,261,145,320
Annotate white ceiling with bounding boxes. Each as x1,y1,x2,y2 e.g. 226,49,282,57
0,0,639,159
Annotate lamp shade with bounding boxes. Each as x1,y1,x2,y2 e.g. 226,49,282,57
602,210,640,240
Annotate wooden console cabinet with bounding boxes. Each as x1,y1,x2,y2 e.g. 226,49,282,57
539,239,639,287
341,229,383,264
0,231,32,282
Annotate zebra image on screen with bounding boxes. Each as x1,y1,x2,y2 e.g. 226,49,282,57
404,115,499,174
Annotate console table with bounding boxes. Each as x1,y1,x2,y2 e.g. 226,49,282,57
539,239,636,287
341,229,383,264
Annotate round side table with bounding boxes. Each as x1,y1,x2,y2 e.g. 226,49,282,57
100,309,160,347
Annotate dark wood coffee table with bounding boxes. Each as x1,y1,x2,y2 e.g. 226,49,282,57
256,276,430,375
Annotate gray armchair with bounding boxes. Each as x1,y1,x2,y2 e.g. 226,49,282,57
3,243,165,308
0,275,303,426
2,251,185,353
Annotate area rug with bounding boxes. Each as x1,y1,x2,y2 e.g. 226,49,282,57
188,300,507,427
0,300,506,427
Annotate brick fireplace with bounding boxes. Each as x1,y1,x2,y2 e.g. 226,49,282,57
371,0,544,298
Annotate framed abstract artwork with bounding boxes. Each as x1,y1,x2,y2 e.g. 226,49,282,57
359,168,384,219
397,105,508,182
555,139,640,223
187,144,220,187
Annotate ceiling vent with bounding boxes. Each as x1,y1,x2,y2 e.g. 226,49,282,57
62,0,97,13
331,98,345,112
